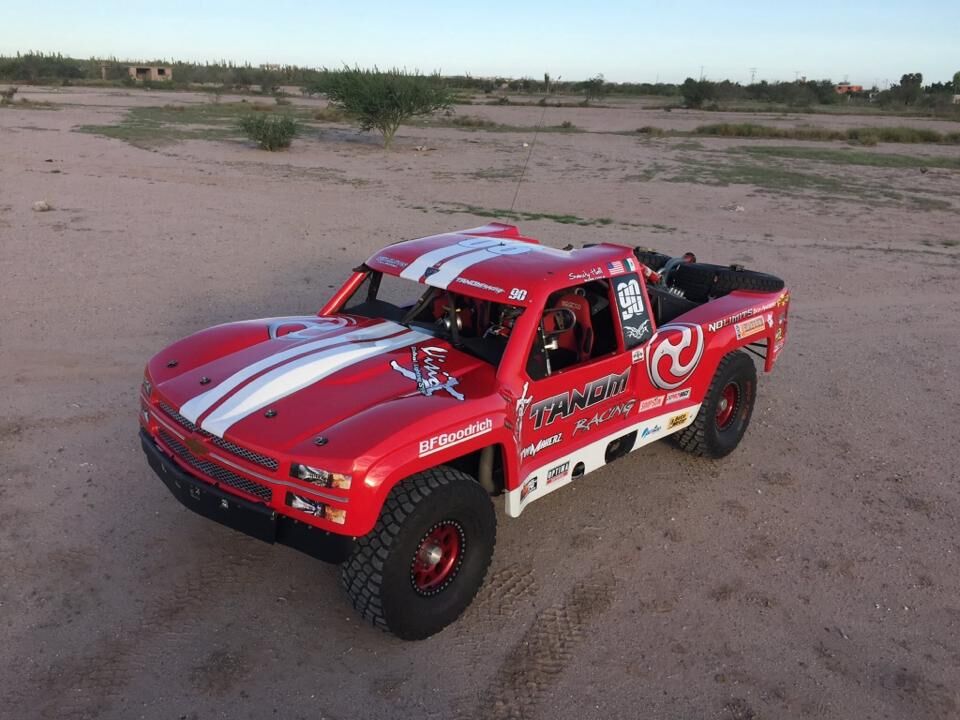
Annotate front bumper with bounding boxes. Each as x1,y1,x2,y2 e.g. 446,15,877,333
141,429,354,564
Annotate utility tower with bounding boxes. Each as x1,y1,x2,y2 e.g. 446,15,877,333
749,67,757,84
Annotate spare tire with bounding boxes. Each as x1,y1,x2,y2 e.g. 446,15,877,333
670,262,784,302
633,248,670,270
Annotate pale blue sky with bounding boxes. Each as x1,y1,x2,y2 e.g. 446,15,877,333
3,1,958,85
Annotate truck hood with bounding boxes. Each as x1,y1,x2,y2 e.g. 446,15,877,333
152,316,496,453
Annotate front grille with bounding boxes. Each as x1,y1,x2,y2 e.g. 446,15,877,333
158,428,273,503
158,401,278,471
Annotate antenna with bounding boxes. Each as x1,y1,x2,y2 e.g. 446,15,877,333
508,101,548,214
749,67,757,84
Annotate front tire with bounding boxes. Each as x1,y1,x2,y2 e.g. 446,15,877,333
341,467,496,640
672,351,757,458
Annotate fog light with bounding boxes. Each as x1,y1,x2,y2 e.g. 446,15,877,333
288,493,347,524
291,463,351,490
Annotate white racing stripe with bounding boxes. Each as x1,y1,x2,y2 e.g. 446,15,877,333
422,248,504,289
179,322,403,424
200,329,432,437
400,242,475,282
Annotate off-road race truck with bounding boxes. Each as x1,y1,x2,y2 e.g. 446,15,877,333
139,222,789,639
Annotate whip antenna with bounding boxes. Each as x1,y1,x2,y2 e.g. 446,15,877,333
508,100,549,215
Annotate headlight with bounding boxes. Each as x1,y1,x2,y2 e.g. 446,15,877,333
291,463,352,490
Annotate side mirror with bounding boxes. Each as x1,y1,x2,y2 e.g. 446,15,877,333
541,308,576,349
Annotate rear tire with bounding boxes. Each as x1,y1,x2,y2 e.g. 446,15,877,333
671,351,756,458
341,467,496,640
633,248,671,271
671,262,784,302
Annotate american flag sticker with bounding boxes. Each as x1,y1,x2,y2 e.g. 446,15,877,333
607,260,626,275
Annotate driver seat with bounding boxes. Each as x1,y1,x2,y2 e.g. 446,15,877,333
549,292,595,364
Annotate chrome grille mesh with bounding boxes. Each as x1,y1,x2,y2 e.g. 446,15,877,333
158,402,278,470
158,429,273,503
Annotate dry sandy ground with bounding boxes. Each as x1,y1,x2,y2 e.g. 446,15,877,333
1,88,959,720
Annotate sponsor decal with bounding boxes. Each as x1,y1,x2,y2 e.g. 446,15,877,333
774,339,785,354
454,277,504,294
514,381,532,444
546,461,570,484
638,395,665,412
614,275,652,347
573,399,636,435
520,476,538,502
375,255,408,269
391,345,465,401
734,316,766,340
641,424,662,439
508,288,528,301
561,299,584,312
665,388,691,404
766,312,774,328
668,412,689,429
521,432,563,459
632,347,645,364
568,267,605,282
529,369,630,429
647,323,704,390
776,291,790,308
775,327,784,341
419,418,493,457
707,309,755,333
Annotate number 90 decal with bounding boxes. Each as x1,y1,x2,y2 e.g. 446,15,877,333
509,288,528,301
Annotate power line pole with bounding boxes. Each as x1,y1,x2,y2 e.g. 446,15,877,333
699,65,705,81
794,70,801,82
749,67,757,84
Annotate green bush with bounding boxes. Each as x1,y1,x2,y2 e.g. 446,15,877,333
239,114,298,150
309,67,453,148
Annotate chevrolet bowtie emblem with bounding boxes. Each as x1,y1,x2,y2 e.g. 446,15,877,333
185,436,208,456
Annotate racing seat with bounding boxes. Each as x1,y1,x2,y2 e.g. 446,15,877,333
548,291,595,366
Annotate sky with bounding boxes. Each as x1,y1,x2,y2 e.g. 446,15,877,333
3,1,958,85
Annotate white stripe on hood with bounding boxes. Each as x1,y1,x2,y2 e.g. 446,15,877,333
179,321,404,424
200,328,432,438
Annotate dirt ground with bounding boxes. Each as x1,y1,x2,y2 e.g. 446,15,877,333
1,87,959,720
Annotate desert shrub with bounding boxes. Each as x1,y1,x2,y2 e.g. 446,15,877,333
313,105,348,122
311,67,453,148
239,114,298,150
560,120,575,129
637,126,665,136
0,86,17,104
274,96,291,106
163,104,186,112
447,115,497,128
945,132,960,144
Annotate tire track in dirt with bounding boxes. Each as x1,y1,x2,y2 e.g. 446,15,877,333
477,574,617,720
6,539,269,720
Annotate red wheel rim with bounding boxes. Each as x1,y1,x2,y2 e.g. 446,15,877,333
715,382,739,430
411,521,463,595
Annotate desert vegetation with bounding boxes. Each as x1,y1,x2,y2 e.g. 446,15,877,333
305,67,452,148
238,113,298,150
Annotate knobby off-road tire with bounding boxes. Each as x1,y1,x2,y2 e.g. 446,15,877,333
670,262,784,302
633,248,671,271
672,351,757,458
341,467,496,640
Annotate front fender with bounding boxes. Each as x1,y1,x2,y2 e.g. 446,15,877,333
347,415,512,536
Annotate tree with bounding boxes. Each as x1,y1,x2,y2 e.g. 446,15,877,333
897,72,923,105
953,70,960,92
312,67,453,148
680,77,714,108
581,73,606,104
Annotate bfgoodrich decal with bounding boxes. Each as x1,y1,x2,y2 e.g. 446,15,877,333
419,418,493,457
